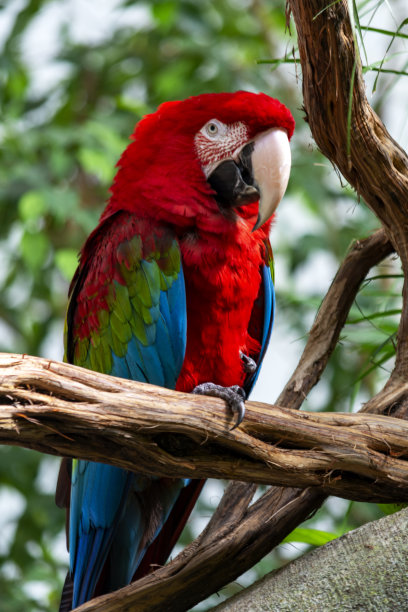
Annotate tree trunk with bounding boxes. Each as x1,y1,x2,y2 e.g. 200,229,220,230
215,508,408,611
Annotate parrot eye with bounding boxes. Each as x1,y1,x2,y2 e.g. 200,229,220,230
207,123,218,135
202,119,226,140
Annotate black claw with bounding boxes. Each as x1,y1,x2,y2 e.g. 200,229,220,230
240,351,257,374
230,400,245,430
192,382,246,429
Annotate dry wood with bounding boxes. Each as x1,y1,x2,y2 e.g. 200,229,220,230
2,352,408,502
289,0,408,385
214,509,408,611
0,223,398,612
211,2,408,612
75,487,324,612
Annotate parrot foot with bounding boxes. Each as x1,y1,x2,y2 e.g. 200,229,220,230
192,382,246,430
240,351,257,374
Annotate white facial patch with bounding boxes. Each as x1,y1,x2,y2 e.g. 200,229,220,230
195,120,249,177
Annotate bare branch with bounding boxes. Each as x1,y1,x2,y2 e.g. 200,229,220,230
130,0,408,608
0,223,397,612
211,2,408,612
2,353,408,504
2,4,407,612
213,509,408,611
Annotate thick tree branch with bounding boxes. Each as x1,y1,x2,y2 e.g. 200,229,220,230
1,353,408,503
75,486,322,612
214,2,408,612
289,0,408,381
214,508,408,611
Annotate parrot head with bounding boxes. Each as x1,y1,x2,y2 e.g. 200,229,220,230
108,91,294,233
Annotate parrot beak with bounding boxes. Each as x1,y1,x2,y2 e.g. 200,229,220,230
250,128,291,231
206,128,291,230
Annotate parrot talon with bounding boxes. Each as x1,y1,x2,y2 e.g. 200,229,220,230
192,382,246,429
240,351,257,374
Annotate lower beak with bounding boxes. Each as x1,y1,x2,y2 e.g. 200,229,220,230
207,128,291,230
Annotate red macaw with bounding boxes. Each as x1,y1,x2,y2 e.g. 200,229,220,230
56,91,294,610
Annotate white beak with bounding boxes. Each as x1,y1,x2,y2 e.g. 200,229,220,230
252,128,291,231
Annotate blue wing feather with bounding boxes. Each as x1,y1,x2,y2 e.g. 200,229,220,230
245,262,275,395
66,220,188,607
70,462,132,604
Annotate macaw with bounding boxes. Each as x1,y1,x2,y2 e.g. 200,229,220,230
56,91,294,611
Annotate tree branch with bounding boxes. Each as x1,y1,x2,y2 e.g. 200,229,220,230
209,2,408,611
0,354,408,501
112,0,407,609
2,352,408,503
2,3,407,611
214,508,408,611
74,487,323,612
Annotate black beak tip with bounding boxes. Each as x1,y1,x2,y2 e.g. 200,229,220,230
251,214,262,233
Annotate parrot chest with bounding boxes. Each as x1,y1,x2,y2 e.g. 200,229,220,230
176,230,265,391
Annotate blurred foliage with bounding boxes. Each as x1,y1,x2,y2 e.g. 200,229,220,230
0,0,406,610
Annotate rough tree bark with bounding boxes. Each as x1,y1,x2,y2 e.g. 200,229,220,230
214,508,408,612
3,352,408,502
1,0,407,611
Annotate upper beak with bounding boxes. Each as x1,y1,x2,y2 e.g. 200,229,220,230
251,128,291,231
206,128,291,230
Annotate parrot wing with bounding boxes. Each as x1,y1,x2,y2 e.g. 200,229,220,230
132,240,274,581
60,210,188,607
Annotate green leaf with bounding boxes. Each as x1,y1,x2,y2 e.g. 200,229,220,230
20,232,49,272
153,2,178,27
378,503,407,516
85,121,128,158
347,309,401,324
282,527,337,546
55,249,79,280
45,188,79,225
359,25,408,40
78,148,116,183
18,191,46,222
